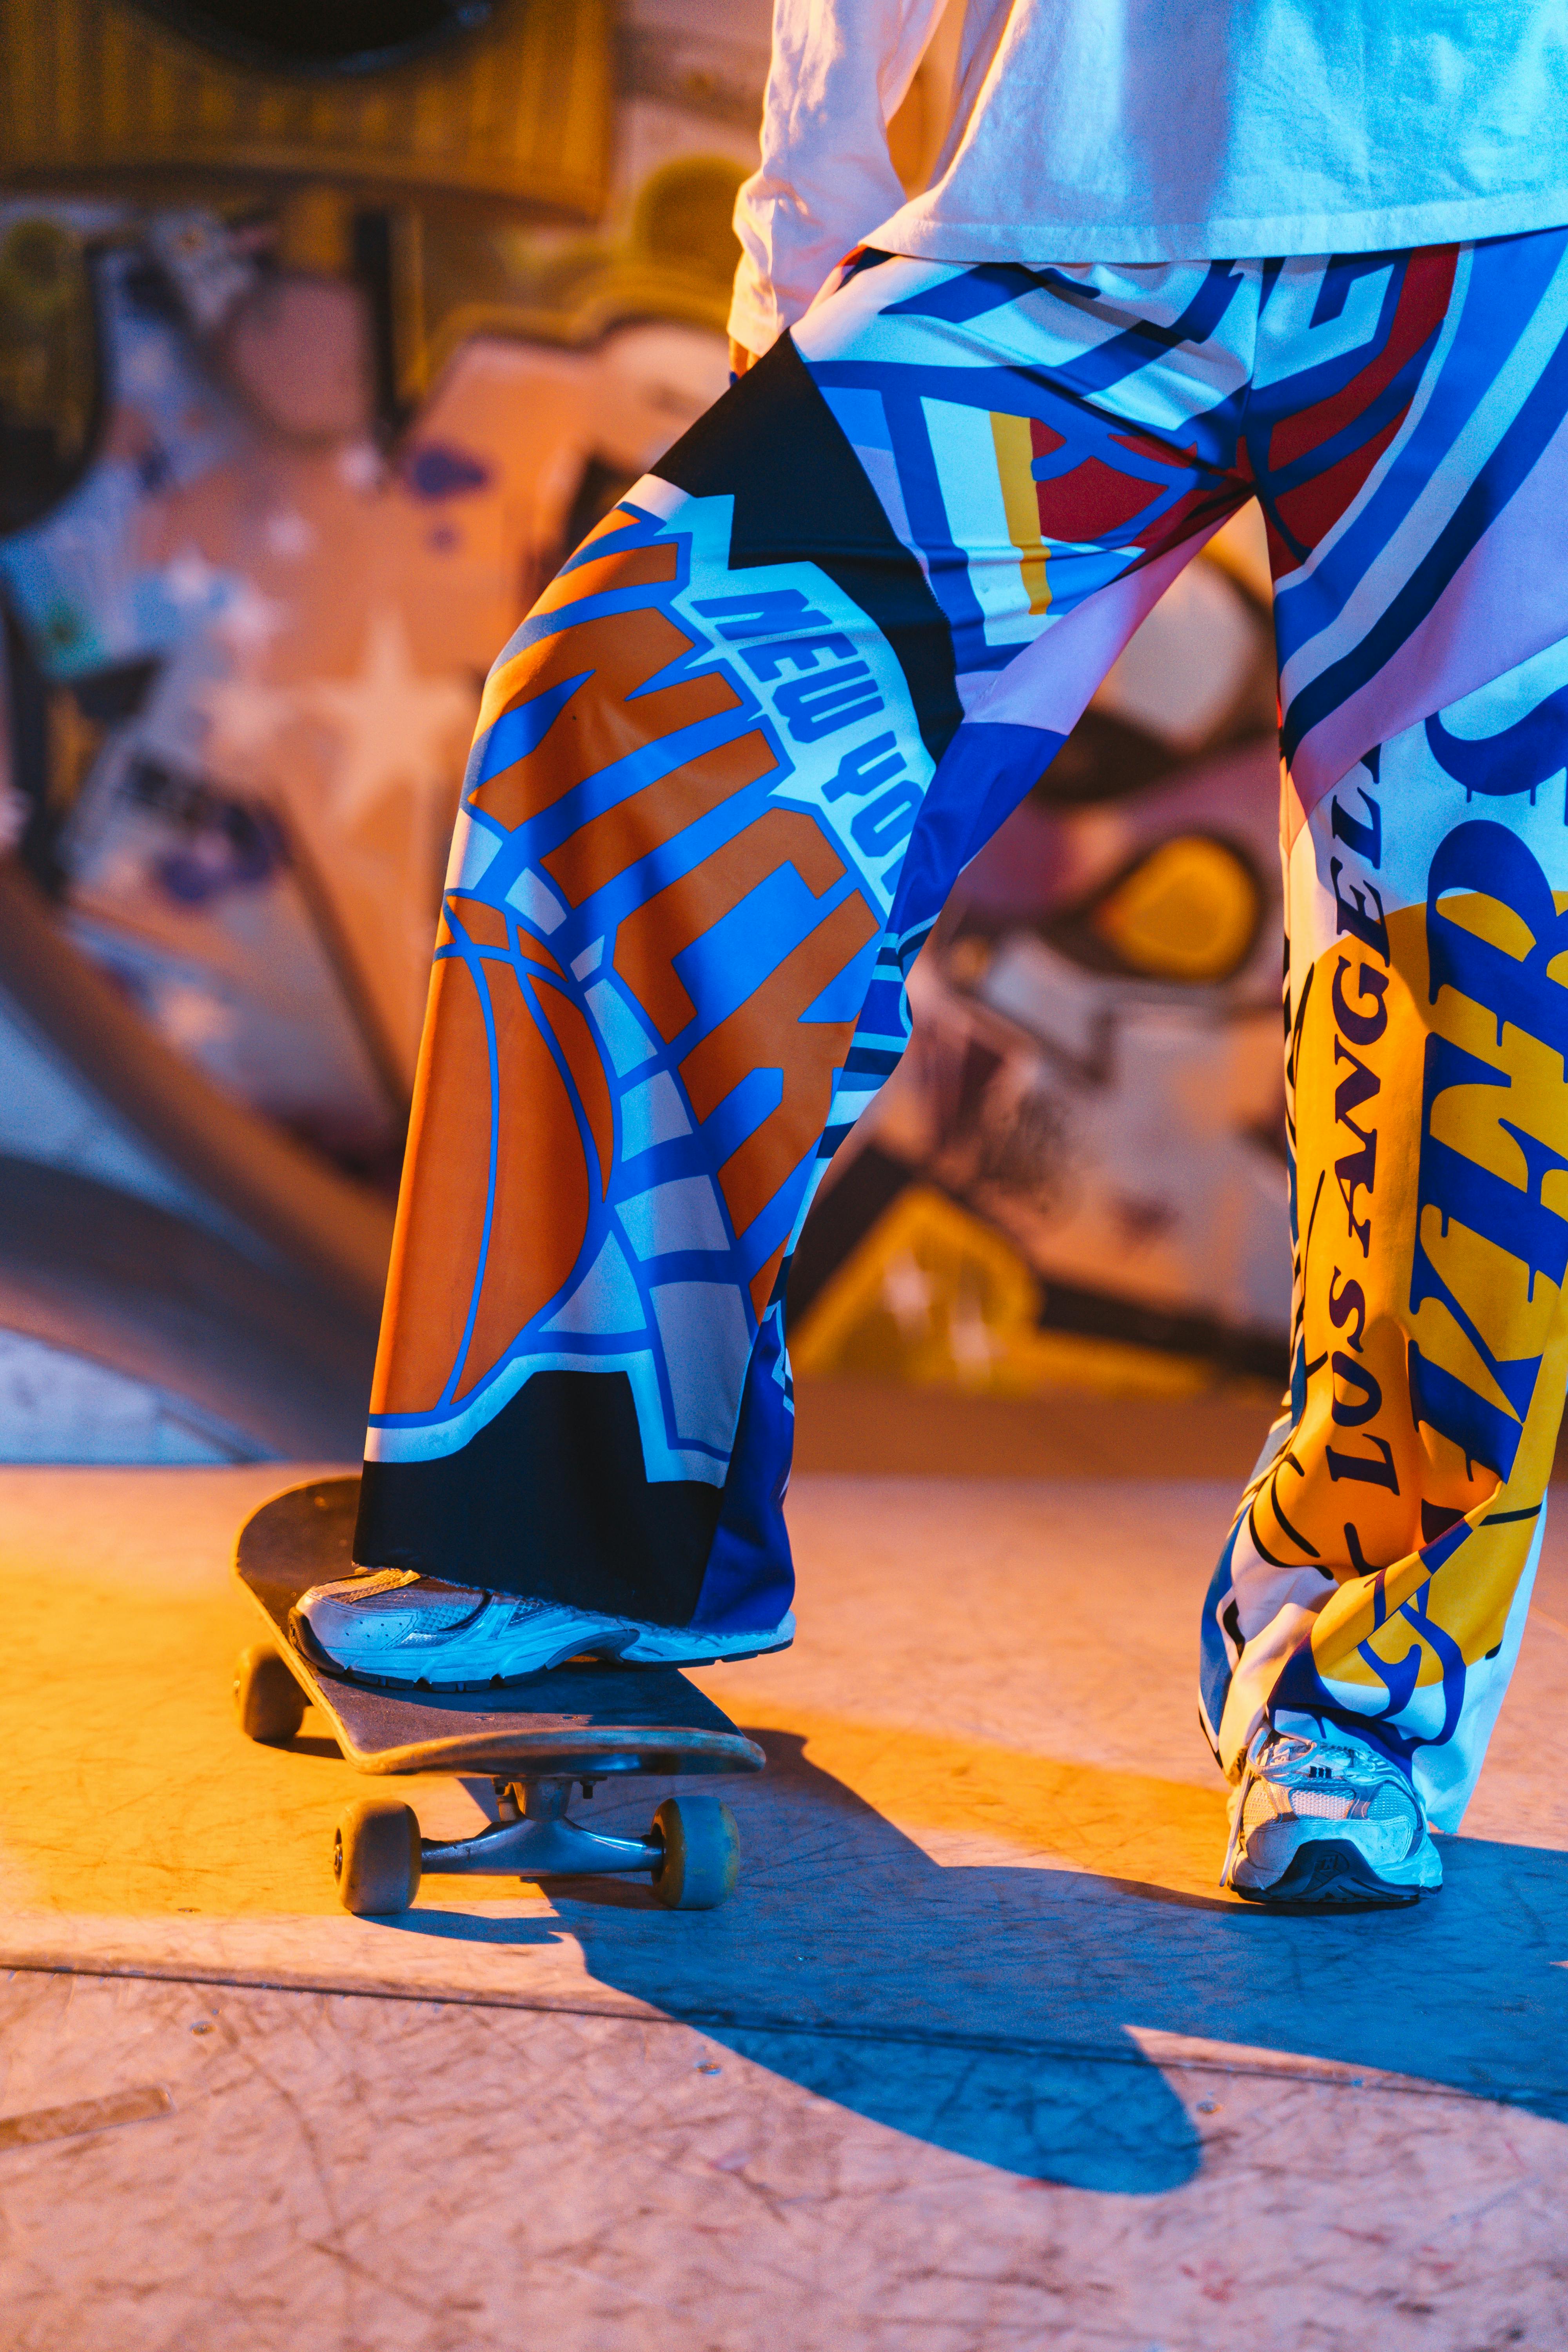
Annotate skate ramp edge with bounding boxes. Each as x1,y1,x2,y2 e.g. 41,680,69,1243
0,861,393,1459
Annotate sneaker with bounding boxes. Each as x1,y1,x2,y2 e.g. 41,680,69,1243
1221,1723,1442,1907
290,1569,794,1690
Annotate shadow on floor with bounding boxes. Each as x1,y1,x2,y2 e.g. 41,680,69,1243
381,1731,1568,2193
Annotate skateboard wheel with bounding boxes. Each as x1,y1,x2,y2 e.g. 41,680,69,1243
334,1797,422,1916
233,1644,307,1745
649,1795,739,1910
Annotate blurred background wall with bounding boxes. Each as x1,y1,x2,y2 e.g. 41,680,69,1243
0,0,1287,1465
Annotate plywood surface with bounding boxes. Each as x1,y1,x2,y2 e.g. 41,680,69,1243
2,1463,1567,2349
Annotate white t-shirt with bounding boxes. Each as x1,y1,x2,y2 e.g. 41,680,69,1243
729,0,1568,353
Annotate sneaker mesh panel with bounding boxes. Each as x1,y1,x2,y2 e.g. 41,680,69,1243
340,1570,417,1602
405,1599,489,1632
1241,1779,1286,1833
1290,1788,1354,1819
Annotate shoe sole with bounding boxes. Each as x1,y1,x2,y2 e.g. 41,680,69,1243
1230,1837,1430,1910
290,1613,793,1692
621,1637,793,1670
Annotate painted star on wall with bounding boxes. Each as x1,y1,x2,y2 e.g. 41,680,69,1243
197,664,296,768
302,608,477,832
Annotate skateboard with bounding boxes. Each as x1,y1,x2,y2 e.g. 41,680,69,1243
232,1476,765,1917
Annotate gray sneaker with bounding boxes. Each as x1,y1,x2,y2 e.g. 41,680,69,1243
291,1569,793,1690
1221,1723,1442,1907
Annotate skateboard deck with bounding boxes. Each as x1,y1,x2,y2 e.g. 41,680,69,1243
234,1475,766,1784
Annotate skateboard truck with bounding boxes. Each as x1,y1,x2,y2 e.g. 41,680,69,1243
421,1778,662,1882
332,1778,739,1916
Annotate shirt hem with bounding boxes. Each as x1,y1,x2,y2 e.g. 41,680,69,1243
869,187,1568,265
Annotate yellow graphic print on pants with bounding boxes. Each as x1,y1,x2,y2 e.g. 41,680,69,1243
1201,639,1568,1831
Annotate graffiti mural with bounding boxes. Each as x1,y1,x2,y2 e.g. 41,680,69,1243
0,0,1292,1404
0,0,768,1172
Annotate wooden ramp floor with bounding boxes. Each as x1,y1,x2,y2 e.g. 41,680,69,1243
1,1458,1566,2351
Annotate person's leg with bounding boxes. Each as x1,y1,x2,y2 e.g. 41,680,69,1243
1213,644,1568,1891
1194,230,1568,1901
1203,660,1568,1893
303,254,1260,1681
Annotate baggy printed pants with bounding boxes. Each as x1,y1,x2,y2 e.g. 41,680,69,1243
359,233,1568,1825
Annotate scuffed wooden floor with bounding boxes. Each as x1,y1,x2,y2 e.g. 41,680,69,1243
1,1466,1566,2349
